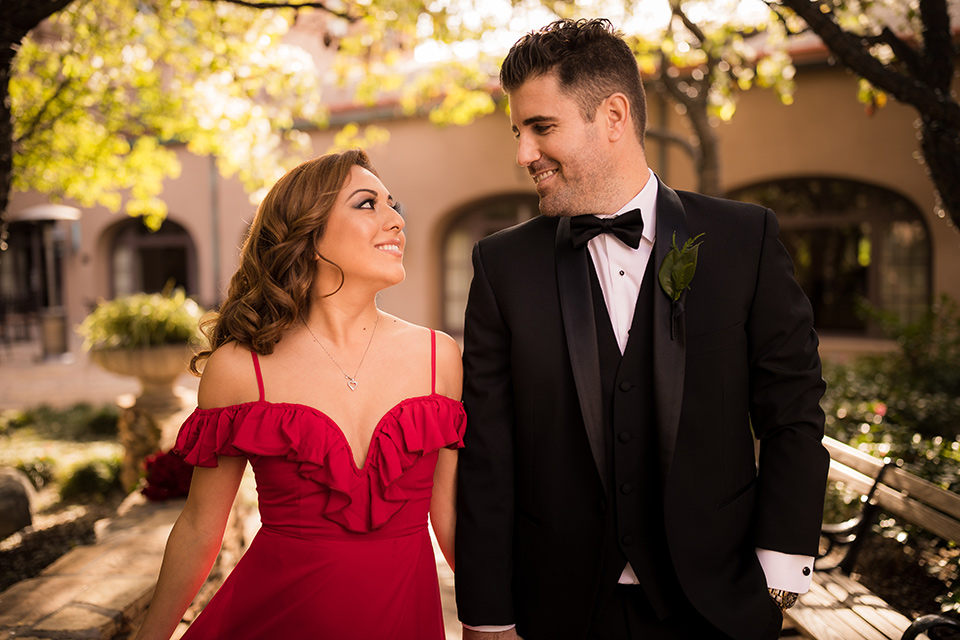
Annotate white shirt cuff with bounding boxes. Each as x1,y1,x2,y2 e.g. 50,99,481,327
756,547,814,593
462,624,517,632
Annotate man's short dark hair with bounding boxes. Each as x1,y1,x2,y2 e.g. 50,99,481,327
500,18,647,146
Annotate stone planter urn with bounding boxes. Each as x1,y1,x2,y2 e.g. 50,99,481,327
78,289,204,489
89,344,195,491
90,344,195,414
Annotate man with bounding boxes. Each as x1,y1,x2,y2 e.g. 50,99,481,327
455,18,830,640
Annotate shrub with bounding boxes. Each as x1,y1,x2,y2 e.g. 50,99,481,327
16,403,120,441
77,285,204,351
821,295,960,615
859,295,960,440
59,456,122,502
14,456,56,491
84,405,119,437
0,410,32,436
821,297,960,490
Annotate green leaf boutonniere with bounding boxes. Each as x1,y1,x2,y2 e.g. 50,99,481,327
658,232,705,339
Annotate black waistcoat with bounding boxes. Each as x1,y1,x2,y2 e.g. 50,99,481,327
589,257,685,620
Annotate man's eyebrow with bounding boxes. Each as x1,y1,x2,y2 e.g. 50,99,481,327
522,115,554,126
512,115,555,133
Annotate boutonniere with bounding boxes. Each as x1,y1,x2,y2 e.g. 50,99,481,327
658,232,705,339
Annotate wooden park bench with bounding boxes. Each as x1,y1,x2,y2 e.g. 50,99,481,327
784,436,960,640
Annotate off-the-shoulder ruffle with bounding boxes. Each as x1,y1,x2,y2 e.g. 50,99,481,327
173,396,465,533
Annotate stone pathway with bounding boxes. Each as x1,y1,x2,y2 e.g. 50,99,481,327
0,493,181,639
0,340,199,413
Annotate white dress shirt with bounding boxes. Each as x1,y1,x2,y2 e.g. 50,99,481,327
464,169,811,632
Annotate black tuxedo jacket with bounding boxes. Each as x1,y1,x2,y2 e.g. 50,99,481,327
455,178,830,640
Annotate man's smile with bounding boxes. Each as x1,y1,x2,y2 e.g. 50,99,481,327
532,168,558,185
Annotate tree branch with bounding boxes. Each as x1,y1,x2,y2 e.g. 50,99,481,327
672,2,707,45
214,0,360,21
672,2,722,74
918,0,953,91
776,0,960,128
645,127,697,159
12,77,73,147
872,27,922,75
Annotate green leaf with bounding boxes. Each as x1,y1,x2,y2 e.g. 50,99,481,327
658,232,705,303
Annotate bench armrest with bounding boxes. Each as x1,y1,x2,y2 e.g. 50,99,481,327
901,614,960,640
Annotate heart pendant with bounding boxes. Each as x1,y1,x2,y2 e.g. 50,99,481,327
346,378,358,391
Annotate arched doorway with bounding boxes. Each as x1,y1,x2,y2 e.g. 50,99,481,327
441,194,539,341
110,217,197,297
728,177,931,335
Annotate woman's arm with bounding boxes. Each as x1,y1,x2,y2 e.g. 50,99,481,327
430,330,463,571
135,344,257,639
134,456,246,640
431,448,458,570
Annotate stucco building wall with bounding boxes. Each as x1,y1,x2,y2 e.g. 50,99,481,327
6,59,959,358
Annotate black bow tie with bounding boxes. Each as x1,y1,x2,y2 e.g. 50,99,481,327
569,208,645,249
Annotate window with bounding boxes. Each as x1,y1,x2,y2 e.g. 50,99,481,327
441,195,539,341
110,218,197,297
728,178,930,334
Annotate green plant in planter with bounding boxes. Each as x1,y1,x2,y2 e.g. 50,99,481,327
77,286,204,350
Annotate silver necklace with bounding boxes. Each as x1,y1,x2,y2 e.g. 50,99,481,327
302,312,380,391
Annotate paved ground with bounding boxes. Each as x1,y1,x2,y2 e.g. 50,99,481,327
0,339,199,412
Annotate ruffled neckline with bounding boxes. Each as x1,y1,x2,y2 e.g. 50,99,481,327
189,393,458,472
174,394,466,532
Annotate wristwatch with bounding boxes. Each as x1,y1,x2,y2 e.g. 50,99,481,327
768,588,799,611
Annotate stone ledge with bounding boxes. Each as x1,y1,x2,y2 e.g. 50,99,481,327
0,482,253,640
0,493,182,639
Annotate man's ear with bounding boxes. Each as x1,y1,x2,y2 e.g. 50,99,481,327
602,93,630,143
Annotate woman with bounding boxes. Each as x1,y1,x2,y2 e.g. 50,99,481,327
135,149,465,640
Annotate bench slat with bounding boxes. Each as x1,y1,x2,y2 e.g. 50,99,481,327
827,459,877,495
826,460,960,543
791,578,892,639
821,572,911,639
875,482,960,543
823,437,884,475
808,437,946,640
885,468,960,522
823,437,960,523
788,571,913,640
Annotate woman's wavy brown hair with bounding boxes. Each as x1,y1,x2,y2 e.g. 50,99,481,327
189,148,378,375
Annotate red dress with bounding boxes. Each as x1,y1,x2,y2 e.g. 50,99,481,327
172,330,465,639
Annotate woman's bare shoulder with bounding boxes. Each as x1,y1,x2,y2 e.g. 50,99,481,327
433,330,463,400
197,342,261,409
378,313,462,399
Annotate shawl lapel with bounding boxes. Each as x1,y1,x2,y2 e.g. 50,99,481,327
555,217,608,492
652,178,690,483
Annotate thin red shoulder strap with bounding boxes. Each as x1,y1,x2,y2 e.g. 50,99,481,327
250,351,265,402
430,329,437,395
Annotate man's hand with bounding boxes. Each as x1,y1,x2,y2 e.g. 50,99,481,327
461,629,521,640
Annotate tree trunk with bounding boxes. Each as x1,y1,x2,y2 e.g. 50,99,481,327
696,124,721,197
1,47,14,247
920,117,960,228
683,99,721,197
776,0,960,230
1,0,77,249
